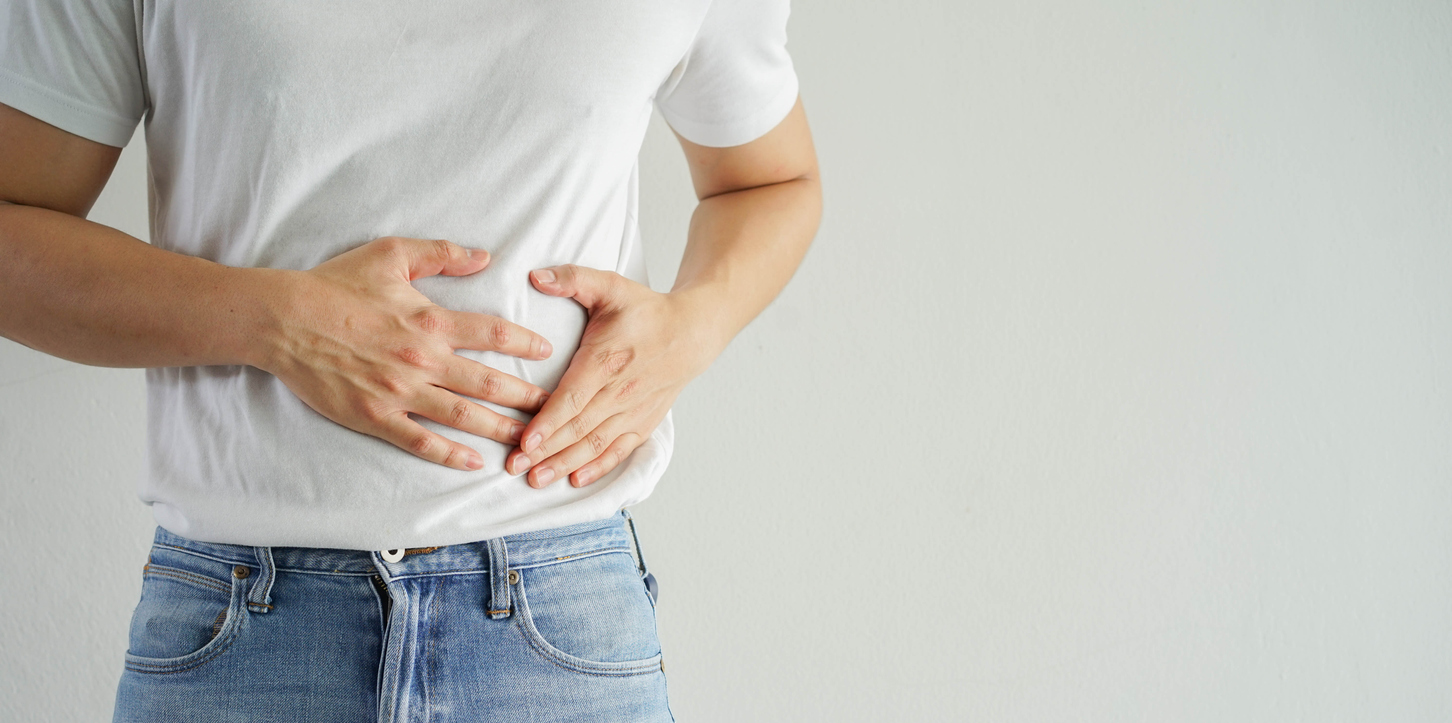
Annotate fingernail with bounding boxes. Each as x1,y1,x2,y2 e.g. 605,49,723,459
524,433,541,454
511,455,530,475
534,467,556,486
534,269,556,284
466,454,483,470
510,424,524,441
574,469,593,486
539,339,553,357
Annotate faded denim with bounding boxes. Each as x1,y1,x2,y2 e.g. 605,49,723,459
112,509,673,722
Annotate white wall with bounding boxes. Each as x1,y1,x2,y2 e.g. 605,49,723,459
4,1,1450,720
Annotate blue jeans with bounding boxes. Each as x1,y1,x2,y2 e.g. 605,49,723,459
112,509,673,722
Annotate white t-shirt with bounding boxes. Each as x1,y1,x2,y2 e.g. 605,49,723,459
0,0,799,549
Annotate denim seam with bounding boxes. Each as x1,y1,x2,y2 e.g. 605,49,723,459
510,548,634,572
153,543,382,576
142,564,231,595
509,568,663,677
513,620,664,677
499,514,625,543
388,569,489,583
153,532,633,576
123,627,238,674
123,579,245,674
272,568,377,577
426,582,438,722
552,546,633,562
380,548,634,581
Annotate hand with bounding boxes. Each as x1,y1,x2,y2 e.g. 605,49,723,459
506,264,722,488
255,236,554,471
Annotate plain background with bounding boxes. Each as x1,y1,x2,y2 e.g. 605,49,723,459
3,1,1450,720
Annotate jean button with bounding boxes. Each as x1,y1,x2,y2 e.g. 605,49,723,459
381,549,405,563
232,565,250,579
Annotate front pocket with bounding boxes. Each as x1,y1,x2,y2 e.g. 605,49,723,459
123,550,249,674
512,550,663,676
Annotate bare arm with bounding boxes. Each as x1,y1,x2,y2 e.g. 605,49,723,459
667,94,823,358
502,95,823,487
0,102,278,368
0,102,552,471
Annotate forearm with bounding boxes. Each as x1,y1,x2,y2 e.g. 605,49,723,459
0,202,286,369
668,174,822,354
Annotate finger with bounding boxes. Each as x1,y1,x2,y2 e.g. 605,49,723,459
530,264,620,311
569,431,645,488
386,237,490,281
508,388,608,478
375,410,483,471
442,310,553,360
521,413,634,489
437,357,551,414
515,356,610,460
412,386,531,447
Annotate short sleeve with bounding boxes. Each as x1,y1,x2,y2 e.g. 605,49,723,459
653,0,800,148
0,0,146,147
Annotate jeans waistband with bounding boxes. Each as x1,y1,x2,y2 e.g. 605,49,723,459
150,509,637,578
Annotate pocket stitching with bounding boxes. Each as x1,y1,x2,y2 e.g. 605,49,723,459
510,556,663,677
123,570,247,674
142,563,231,596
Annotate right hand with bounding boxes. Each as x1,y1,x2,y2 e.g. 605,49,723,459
254,236,553,471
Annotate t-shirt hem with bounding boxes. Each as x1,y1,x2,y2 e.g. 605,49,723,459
657,70,800,148
0,69,139,148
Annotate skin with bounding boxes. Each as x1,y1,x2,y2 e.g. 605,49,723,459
0,95,821,484
509,96,822,488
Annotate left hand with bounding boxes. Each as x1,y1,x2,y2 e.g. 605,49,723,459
508,264,720,488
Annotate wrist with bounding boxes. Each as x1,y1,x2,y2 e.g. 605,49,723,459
225,265,302,374
665,284,740,366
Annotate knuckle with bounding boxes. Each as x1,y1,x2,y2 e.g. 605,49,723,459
495,415,517,441
392,346,431,369
593,347,635,376
377,371,411,396
476,370,503,398
430,238,455,260
489,320,511,347
585,431,608,455
614,379,639,400
413,308,448,335
377,236,405,255
612,434,641,465
566,415,592,440
359,397,393,424
447,398,473,427
565,389,590,414
442,445,469,468
408,432,435,457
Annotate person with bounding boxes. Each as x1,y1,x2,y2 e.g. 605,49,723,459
0,1,821,720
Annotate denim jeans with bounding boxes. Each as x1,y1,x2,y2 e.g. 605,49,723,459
112,509,673,722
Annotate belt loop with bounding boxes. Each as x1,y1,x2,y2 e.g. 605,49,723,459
622,508,658,604
247,546,276,614
486,536,511,619
622,508,647,578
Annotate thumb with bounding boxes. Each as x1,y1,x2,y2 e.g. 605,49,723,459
531,264,618,310
393,237,489,281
